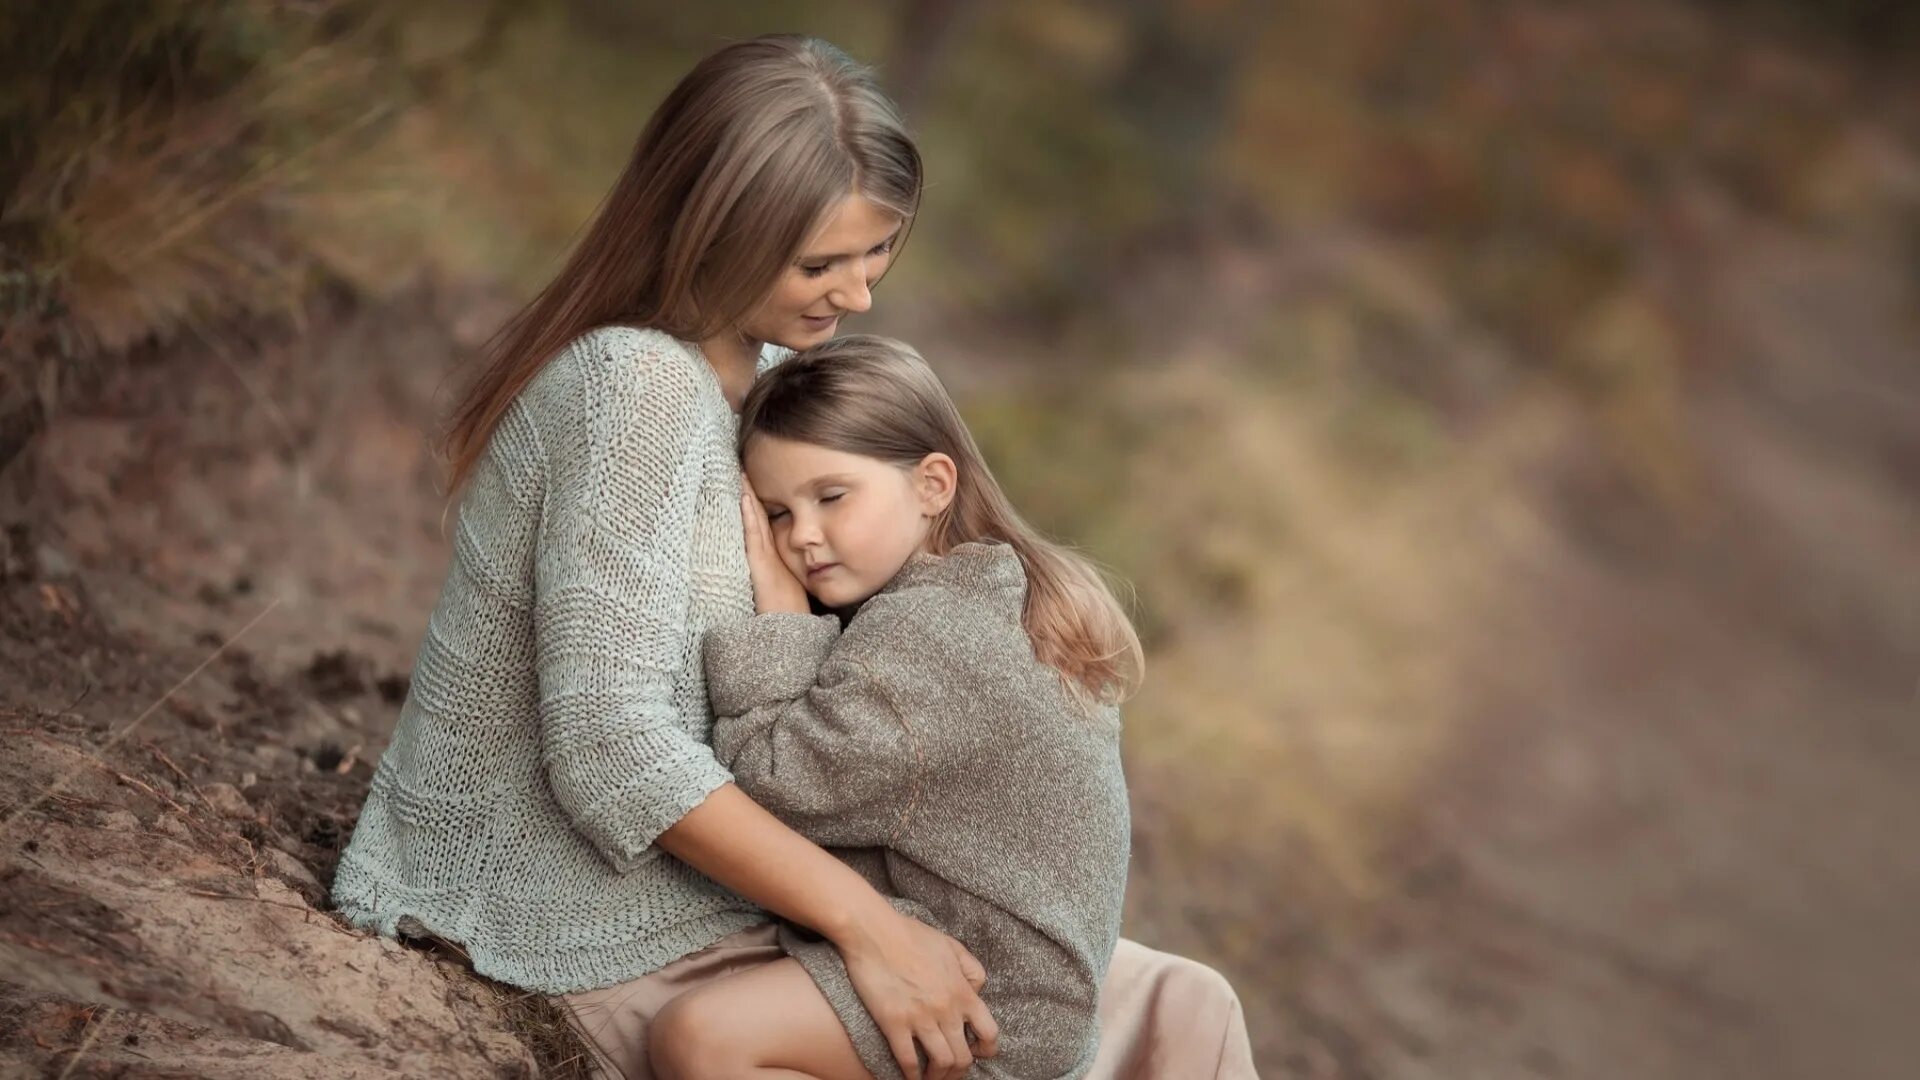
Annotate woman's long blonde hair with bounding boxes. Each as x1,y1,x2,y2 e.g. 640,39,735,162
738,335,1145,707
441,35,921,493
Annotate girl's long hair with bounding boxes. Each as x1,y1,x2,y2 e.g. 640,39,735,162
441,35,921,493
738,335,1145,707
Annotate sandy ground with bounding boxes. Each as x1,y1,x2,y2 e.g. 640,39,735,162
2,195,1917,1076
0,283,562,1078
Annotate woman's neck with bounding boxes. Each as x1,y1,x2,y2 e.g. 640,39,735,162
698,331,761,412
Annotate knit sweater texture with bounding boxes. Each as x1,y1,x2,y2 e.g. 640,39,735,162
331,326,786,994
704,542,1132,1080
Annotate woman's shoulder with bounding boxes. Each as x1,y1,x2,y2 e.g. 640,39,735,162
553,324,706,385
520,325,710,414
756,341,794,375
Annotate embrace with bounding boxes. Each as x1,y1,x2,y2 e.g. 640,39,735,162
331,35,1257,1080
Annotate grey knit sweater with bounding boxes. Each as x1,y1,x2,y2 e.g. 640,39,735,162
704,542,1131,1080
332,326,786,993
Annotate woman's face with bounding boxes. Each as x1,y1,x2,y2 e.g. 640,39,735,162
742,192,903,350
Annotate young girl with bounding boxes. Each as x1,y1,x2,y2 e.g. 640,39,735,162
647,335,1143,1080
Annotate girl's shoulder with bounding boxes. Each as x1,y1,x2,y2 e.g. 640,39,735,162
879,542,1025,601
846,545,1029,662
846,554,1121,740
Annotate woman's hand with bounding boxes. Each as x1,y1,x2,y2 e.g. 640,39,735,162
834,908,999,1080
740,479,810,615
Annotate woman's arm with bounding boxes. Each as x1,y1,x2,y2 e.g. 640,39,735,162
529,336,733,869
658,783,1000,1080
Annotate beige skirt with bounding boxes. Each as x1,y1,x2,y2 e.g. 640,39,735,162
561,925,1258,1079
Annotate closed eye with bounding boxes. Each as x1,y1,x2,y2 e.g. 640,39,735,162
795,235,899,279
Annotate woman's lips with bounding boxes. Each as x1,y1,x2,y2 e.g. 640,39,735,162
801,313,839,330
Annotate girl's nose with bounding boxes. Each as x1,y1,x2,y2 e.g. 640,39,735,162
786,515,823,547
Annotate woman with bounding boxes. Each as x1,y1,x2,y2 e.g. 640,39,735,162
330,34,1255,1080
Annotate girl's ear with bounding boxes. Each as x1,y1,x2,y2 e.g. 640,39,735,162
914,452,958,517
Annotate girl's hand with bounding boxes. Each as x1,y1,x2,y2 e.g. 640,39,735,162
740,480,810,615
834,908,1000,1080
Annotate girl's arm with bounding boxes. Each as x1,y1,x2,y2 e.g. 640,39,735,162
710,488,941,846
703,609,924,848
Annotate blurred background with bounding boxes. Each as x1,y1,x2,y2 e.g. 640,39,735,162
3,1,1918,1077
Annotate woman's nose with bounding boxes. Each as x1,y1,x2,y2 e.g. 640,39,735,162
831,267,873,314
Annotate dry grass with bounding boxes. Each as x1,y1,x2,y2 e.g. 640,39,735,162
3,3,393,417
405,934,598,1079
501,989,599,1080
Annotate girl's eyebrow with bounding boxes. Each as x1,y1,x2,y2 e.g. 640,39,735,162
795,227,902,264
804,473,859,490
753,474,855,503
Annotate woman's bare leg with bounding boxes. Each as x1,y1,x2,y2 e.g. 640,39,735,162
648,957,876,1080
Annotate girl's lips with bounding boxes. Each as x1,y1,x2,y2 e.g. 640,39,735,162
806,563,837,577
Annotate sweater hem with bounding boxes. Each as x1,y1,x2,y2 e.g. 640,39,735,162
331,861,766,994
780,926,904,1080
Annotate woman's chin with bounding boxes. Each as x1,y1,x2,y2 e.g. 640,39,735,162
799,317,841,340
766,329,827,351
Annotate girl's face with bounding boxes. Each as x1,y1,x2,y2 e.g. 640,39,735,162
743,435,956,609
741,193,903,350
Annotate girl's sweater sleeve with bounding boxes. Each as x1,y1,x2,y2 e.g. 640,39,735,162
702,602,932,850
527,336,733,872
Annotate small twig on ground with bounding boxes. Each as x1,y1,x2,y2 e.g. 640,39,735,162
0,931,112,970
64,749,192,816
15,731,186,812
52,684,95,723
142,742,212,810
52,1005,111,1080
181,888,356,936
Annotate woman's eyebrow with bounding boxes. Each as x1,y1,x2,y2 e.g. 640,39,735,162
795,228,901,264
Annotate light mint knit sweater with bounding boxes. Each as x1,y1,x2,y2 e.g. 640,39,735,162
331,326,785,993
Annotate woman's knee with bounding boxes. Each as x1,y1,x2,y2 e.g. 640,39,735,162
1118,940,1239,998
648,992,746,1080
1132,946,1244,1022
1170,953,1241,1005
